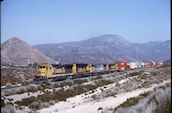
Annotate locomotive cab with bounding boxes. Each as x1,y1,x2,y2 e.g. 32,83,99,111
34,64,54,80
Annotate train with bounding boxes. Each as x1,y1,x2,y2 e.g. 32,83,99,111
34,63,119,81
34,61,163,81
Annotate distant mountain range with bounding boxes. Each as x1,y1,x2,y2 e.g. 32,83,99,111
32,34,171,64
1,34,171,65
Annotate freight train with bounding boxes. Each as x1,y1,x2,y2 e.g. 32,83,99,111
34,63,118,81
34,61,162,81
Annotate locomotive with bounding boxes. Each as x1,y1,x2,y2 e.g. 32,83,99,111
34,63,119,81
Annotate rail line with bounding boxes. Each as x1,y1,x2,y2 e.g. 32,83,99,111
1,67,151,90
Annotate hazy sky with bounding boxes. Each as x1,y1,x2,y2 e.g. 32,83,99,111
1,0,171,45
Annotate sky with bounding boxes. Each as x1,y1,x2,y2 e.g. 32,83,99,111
1,0,171,45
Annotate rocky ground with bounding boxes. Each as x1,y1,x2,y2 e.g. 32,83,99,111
1,66,171,113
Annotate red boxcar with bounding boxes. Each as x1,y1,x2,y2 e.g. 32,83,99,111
156,62,163,67
118,65,125,70
116,62,126,70
124,62,130,69
145,61,153,67
116,62,125,66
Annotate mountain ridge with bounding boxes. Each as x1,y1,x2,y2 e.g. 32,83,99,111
32,34,171,64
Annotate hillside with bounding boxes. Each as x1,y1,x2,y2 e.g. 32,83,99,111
33,34,171,64
1,37,55,65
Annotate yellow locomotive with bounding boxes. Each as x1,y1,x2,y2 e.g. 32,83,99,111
34,63,94,81
34,63,119,81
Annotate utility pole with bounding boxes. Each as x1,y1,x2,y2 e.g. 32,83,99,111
27,59,30,65
72,47,79,64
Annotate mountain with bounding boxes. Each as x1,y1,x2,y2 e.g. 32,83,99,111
32,34,171,64
140,41,163,47
1,37,55,65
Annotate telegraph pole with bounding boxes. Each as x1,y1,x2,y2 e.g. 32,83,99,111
72,47,79,64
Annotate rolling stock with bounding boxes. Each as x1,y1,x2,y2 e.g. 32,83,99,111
34,63,118,81
34,60,161,81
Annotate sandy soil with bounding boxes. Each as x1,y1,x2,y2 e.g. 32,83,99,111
38,79,170,113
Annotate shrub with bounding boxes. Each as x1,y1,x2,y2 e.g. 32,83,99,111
16,87,27,94
85,84,97,91
1,104,16,113
41,102,50,108
129,71,142,76
8,98,13,101
15,96,36,106
40,84,51,89
94,79,113,87
73,86,86,95
1,99,6,107
6,102,14,105
37,94,54,102
92,94,97,99
59,81,73,87
139,74,150,79
98,107,103,110
74,79,88,85
5,83,13,88
29,100,42,109
151,71,158,75
49,100,56,105
90,76,103,81
141,81,152,88
114,84,171,113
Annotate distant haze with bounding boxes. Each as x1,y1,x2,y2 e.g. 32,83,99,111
2,0,170,45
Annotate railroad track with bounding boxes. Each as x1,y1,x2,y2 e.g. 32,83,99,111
1,68,150,90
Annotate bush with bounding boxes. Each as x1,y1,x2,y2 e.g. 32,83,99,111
114,84,171,113
94,79,113,87
92,94,98,100
73,86,87,95
151,71,158,75
6,102,14,105
90,76,103,81
37,94,54,102
5,83,13,88
26,84,38,92
8,98,13,101
40,84,51,89
49,100,56,105
98,107,103,110
74,79,88,85
15,96,36,106
41,102,50,108
139,74,150,79
85,84,97,91
59,81,73,87
16,87,27,94
141,81,152,88
129,71,142,76
1,99,6,107
1,104,16,113
29,100,42,109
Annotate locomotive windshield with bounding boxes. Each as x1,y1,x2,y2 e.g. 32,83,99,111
38,66,46,68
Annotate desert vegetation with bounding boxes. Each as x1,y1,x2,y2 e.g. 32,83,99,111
1,66,171,113
1,66,35,86
113,82,171,113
